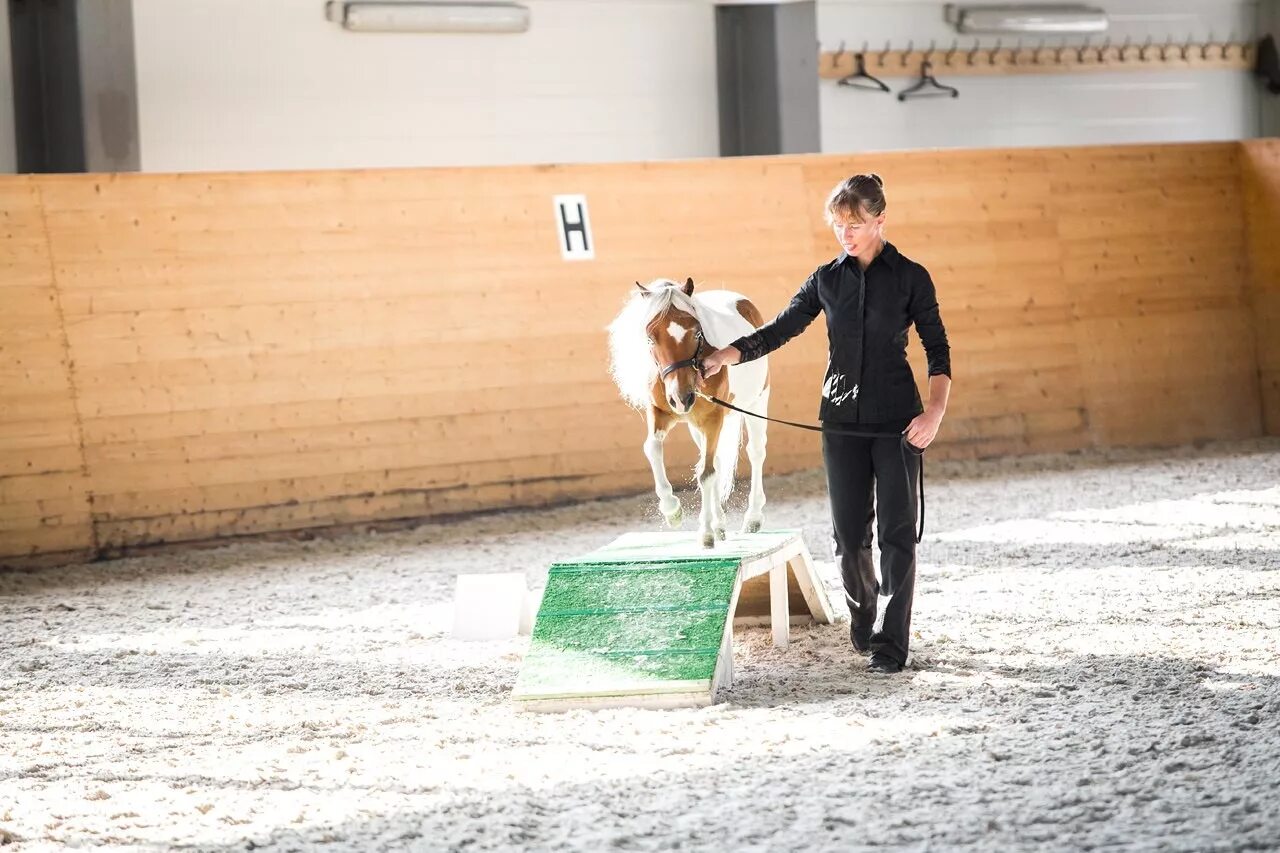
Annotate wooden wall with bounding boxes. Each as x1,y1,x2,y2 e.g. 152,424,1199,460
1,181,94,562
1243,139,1280,435
1,141,1275,567
799,144,1263,456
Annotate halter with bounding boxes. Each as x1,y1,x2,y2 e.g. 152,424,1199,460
658,326,706,380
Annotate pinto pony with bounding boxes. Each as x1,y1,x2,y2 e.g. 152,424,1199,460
607,278,771,548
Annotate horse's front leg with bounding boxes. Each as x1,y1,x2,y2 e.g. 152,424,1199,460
644,408,682,528
689,412,726,548
742,386,770,533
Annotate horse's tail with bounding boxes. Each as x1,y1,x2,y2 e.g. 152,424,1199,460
714,408,743,504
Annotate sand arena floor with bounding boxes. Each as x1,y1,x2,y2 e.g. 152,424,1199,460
2,438,1279,852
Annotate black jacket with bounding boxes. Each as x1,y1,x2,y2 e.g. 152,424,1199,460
730,240,951,424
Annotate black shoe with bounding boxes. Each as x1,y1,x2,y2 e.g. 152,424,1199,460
868,654,905,674
850,623,872,655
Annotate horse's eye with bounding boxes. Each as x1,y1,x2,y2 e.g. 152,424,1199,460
646,337,655,346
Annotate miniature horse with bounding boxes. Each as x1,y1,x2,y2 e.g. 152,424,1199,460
607,278,771,548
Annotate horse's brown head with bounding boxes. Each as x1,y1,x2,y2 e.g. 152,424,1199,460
639,277,703,415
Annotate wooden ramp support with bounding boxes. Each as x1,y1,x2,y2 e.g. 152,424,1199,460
512,530,835,712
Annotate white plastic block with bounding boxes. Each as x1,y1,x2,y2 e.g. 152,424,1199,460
451,572,527,640
518,586,543,636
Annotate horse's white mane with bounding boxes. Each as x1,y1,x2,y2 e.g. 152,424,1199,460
606,279,701,410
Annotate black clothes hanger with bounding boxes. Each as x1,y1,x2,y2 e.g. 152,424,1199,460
897,60,959,101
838,53,891,93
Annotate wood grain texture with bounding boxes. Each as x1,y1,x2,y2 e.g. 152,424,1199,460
1,142,1275,565
1242,139,1280,436
0,179,94,564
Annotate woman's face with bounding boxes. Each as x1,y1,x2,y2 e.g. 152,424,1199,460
831,206,885,257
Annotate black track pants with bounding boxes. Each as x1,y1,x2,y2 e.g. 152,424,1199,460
822,419,919,666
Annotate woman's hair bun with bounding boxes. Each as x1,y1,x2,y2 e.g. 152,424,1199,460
867,173,884,188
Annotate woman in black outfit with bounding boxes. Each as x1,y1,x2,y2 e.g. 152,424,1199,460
701,174,952,674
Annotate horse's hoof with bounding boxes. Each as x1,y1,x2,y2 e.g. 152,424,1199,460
715,527,727,541
701,533,715,549
746,519,762,534
663,504,683,528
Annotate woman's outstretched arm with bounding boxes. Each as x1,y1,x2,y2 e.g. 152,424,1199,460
702,271,822,377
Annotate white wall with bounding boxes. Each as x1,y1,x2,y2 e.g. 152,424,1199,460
129,0,1272,172
131,0,720,172
0,9,16,173
819,0,1263,153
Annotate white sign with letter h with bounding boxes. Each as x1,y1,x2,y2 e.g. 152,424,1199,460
554,194,594,261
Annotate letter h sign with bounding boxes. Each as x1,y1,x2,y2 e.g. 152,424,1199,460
554,194,594,261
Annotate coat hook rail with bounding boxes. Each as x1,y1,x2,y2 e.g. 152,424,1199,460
820,36,1257,79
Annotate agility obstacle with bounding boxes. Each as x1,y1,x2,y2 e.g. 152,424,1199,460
512,530,835,712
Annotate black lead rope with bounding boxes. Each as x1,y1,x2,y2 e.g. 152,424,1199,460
695,391,926,543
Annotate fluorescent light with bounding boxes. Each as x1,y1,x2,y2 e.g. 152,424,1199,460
325,2,530,33
945,4,1108,35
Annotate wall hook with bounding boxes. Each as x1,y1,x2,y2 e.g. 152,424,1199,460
945,39,959,67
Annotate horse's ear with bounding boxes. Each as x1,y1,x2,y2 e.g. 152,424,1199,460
682,277,695,296
635,281,649,296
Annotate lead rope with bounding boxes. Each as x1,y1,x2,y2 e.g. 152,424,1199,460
695,390,925,543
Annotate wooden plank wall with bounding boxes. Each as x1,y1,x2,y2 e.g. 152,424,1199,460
32,162,819,559
1242,139,1280,434
1,142,1274,567
0,180,94,563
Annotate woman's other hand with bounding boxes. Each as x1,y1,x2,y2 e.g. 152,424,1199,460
699,346,741,378
905,408,943,450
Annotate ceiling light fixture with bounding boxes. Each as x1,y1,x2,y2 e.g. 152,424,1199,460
324,2,531,34
944,4,1108,35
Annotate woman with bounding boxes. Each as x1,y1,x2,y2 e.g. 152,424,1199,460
700,173,951,674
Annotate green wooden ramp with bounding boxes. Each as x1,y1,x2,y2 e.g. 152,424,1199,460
513,530,835,712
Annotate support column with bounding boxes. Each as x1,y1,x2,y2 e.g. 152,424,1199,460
9,0,139,172
770,558,790,647
1260,1,1280,137
716,1,820,157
